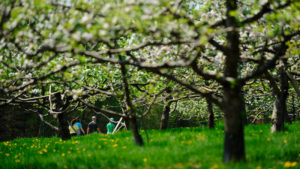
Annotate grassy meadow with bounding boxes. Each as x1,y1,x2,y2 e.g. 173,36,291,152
0,121,299,169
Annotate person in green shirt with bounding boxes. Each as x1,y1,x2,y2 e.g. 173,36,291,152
106,118,116,134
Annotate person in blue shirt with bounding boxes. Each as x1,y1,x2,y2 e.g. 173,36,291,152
74,118,85,135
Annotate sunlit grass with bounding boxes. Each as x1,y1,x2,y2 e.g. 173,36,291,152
0,121,299,169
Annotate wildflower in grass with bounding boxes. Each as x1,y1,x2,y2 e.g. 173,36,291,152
62,153,65,157
210,164,219,169
176,163,183,167
122,146,127,149
98,145,102,149
3,141,9,146
267,138,271,142
83,148,86,151
284,161,298,168
256,166,261,169
38,151,43,155
53,149,56,152
291,162,297,167
5,153,10,157
15,159,20,163
143,158,147,162
64,165,68,169
15,155,18,158
88,154,91,157
284,140,287,143
43,149,47,153
60,139,62,142
68,151,71,154
112,144,118,148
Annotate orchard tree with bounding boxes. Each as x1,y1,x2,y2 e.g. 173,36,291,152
1,0,300,163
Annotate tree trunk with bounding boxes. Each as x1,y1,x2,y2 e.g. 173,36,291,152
160,97,172,130
206,99,215,129
222,0,245,163
129,116,144,146
223,86,245,163
271,67,289,132
57,112,71,140
55,93,71,140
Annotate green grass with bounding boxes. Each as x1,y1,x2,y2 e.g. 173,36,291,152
1,121,300,169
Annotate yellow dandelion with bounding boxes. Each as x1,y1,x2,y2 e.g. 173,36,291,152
98,145,102,149
60,139,62,142
210,164,219,169
5,153,10,157
64,165,68,169
88,154,91,157
68,151,71,154
0,152,2,154
15,155,18,158
267,138,271,142
143,158,147,162
62,153,65,157
256,166,261,169
43,149,47,153
15,159,20,163
53,149,56,152
187,140,192,144
176,163,183,167
112,144,118,148
291,162,297,167
284,140,287,144
38,151,43,155
284,161,291,168
122,146,127,149
83,148,86,151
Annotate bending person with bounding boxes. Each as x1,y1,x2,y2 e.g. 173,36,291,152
74,118,85,135
106,118,116,134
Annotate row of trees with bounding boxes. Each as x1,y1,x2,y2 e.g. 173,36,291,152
0,0,299,163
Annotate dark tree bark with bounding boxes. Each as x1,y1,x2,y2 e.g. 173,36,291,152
160,95,172,130
222,0,246,163
118,54,144,146
57,112,71,140
129,116,144,146
206,98,215,129
223,86,245,162
271,66,289,132
55,93,71,140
